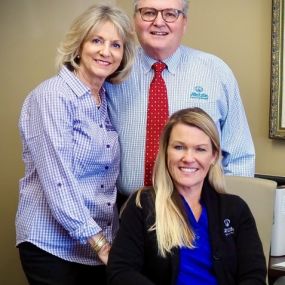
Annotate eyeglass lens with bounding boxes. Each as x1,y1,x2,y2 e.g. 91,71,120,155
139,8,182,23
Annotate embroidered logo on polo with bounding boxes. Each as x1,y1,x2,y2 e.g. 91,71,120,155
223,218,235,236
190,86,208,100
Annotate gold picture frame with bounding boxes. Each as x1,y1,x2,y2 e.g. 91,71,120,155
270,0,285,139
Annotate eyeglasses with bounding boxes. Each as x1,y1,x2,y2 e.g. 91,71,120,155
136,7,184,23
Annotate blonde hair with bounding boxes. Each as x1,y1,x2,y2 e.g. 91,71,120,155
56,4,136,83
137,107,225,257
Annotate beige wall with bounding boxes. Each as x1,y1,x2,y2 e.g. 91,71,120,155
186,0,285,177
0,1,112,284
0,0,283,284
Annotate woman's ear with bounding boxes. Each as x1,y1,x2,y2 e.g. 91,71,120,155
211,151,218,166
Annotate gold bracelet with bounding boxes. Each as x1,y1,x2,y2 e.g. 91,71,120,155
90,235,108,253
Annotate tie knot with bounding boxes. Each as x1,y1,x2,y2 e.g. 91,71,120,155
152,62,166,74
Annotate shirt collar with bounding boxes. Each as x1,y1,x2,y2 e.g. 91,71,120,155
139,46,182,75
58,65,106,98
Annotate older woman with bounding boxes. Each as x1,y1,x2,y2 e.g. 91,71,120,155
107,107,266,285
16,4,135,285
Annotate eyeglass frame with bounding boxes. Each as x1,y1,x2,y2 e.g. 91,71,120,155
136,7,185,23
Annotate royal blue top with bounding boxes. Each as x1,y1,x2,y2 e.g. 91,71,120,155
176,198,218,285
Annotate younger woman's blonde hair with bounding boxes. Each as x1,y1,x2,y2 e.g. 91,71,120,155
137,107,225,257
56,4,136,84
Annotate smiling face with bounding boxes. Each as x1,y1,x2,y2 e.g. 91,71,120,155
134,0,187,60
78,21,124,87
167,123,217,195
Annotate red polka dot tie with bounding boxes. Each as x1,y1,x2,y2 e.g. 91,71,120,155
144,62,168,186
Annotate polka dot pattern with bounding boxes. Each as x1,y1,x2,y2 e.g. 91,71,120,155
144,62,168,186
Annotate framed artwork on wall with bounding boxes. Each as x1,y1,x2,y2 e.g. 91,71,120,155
270,0,285,139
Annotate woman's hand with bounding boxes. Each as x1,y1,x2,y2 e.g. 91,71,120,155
88,233,111,265
97,242,111,265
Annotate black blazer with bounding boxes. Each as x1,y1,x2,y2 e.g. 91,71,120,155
107,181,266,285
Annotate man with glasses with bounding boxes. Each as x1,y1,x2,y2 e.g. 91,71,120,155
105,0,255,200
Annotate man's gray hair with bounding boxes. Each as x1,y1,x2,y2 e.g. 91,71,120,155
132,0,189,15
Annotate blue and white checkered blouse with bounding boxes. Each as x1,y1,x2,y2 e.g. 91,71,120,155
16,66,119,265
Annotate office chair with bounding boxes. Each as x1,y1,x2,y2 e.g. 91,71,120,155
274,276,285,285
224,176,277,278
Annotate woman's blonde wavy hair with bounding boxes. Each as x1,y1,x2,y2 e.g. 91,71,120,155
56,4,136,84
136,107,225,257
